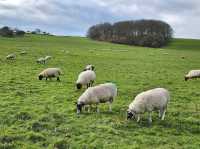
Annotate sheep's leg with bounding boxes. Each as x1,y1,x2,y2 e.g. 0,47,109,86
136,115,140,122
148,112,152,124
57,77,60,81
159,110,161,118
161,109,166,120
91,80,94,87
108,102,112,112
87,83,89,88
96,104,100,113
88,106,90,113
45,77,48,81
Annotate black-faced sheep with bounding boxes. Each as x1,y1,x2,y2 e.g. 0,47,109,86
127,88,170,124
76,70,96,89
185,70,200,81
38,68,62,81
83,64,95,71
36,57,46,64
76,83,117,114
6,53,16,60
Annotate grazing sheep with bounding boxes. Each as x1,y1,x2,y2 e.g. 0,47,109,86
83,64,95,71
185,70,200,81
6,53,16,60
38,68,62,81
76,70,96,89
127,88,170,124
20,51,27,55
44,56,52,60
36,57,46,64
76,83,117,114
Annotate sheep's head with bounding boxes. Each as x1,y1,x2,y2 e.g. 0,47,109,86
91,65,95,70
38,75,43,80
76,102,84,114
127,110,136,120
184,76,189,81
76,83,82,89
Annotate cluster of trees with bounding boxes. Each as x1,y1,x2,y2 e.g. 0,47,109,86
0,26,25,37
0,26,51,37
87,20,173,48
29,28,50,35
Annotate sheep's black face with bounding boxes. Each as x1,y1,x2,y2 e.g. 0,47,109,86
76,83,82,89
77,103,84,114
185,76,188,81
127,111,134,120
38,75,43,80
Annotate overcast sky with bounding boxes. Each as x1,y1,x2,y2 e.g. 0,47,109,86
0,0,199,39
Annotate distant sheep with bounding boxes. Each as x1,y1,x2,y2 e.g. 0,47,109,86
127,88,170,124
76,83,117,114
83,64,95,71
76,70,96,89
20,51,27,55
44,56,52,60
6,53,16,60
38,68,62,81
36,57,46,64
185,70,200,81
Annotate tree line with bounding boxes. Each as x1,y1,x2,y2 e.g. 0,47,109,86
0,26,51,38
0,26,25,37
87,20,173,48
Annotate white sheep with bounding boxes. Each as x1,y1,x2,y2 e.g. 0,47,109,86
44,56,52,61
76,83,117,114
83,64,95,71
36,57,46,64
38,68,62,81
76,70,96,89
6,53,16,60
20,51,27,55
127,88,170,124
185,70,200,81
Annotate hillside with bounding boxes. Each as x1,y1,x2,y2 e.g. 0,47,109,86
0,35,200,148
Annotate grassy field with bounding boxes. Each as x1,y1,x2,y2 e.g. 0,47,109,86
0,34,200,149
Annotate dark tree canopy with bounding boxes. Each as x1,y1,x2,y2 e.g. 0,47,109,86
0,26,25,37
0,26,14,37
87,20,173,48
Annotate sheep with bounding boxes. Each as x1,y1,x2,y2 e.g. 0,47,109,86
6,53,16,60
83,64,95,71
36,57,46,64
38,68,62,81
185,70,200,81
76,83,117,114
127,88,170,124
44,56,52,61
76,70,96,89
20,51,27,55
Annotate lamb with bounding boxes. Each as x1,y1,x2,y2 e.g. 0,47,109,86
83,64,95,71
36,57,46,64
38,68,62,81
185,70,200,81
127,88,170,124
6,53,16,60
76,83,117,114
76,70,96,89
